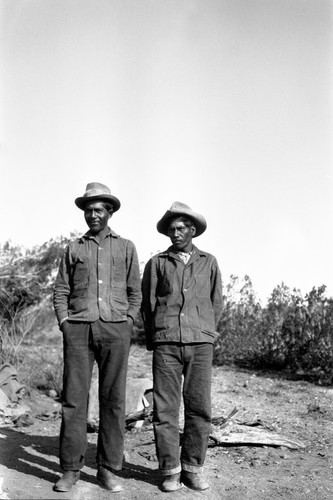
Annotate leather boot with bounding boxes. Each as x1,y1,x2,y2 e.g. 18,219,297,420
181,470,209,491
53,471,80,492
97,466,122,492
161,473,182,492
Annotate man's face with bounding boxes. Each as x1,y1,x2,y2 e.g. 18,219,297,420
84,201,111,235
167,218,196,253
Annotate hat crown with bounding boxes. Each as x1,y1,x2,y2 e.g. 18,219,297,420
169,201,191,212
83,182,111,198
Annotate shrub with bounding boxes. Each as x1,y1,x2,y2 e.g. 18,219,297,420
213,275,262,365
214,277,333,385
0,304,43,365
0,237,70,366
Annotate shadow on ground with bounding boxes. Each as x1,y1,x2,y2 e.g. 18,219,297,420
0,427,159,490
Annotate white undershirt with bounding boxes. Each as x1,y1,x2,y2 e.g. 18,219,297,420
177,250,193,264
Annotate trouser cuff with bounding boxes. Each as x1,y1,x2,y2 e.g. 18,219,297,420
98,461,122,472
160,464,181,476
181,462,204,473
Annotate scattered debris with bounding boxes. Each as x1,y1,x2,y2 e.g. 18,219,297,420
35,410,61,421
210,425,306,450
138,450,157,462
307,403,326,414
125,407,153,427
12,413,34,428
211,407,239,427
209,406,305,450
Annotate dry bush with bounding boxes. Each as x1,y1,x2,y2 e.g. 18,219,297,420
214,278,333,385
0,306,42,365
0,237,69,367
214,275,262,365
258,285,333,383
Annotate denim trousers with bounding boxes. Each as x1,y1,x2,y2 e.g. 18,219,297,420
152,343,213,475
60,320,130,471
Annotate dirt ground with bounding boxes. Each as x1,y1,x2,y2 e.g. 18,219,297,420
1,347,332,500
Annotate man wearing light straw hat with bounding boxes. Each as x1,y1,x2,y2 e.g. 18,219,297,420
141,202,223,492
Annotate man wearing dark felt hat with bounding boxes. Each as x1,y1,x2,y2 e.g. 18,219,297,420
141,202,223,492
53,182,141,493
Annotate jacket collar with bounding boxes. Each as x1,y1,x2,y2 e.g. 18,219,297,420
160,245,207,262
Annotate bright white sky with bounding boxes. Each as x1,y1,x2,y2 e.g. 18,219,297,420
1,0,332,303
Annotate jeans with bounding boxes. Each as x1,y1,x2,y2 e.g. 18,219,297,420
59,320,130,471
152,343,213,475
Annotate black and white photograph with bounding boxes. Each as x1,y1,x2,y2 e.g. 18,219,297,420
0,1,332,499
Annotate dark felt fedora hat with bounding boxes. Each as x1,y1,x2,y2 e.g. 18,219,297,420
75,182,121,211
157,201,207,237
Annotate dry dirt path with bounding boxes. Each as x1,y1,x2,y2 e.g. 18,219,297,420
1,348,332,499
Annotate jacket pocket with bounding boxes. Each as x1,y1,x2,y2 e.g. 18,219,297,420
197,306,216,336
112,285,129,312
112,297,129,313
69,295,87,314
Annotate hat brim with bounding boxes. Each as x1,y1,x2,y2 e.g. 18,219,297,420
157,209,207,237
75,195,121,212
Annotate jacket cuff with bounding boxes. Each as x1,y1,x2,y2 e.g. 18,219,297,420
59,316,69,327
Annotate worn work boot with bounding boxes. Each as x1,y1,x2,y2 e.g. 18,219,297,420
181,470,209,491
97,466,123,492
53,471,80,492
161,473,182,492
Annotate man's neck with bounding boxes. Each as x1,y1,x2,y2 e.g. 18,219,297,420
173,245,193,254
90,225,110,243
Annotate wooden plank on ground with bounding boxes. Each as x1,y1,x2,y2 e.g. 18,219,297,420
209,430,306,450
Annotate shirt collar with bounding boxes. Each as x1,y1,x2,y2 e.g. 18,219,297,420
80,226,119,242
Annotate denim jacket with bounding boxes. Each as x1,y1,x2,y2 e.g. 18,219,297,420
53,228,141,325
141,245,223,350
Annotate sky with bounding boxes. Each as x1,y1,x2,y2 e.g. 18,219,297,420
1,0,332,303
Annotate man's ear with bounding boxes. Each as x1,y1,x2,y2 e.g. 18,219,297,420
191,225,196,237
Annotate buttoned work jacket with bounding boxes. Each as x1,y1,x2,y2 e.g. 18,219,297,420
141,245,223,350
53,228,141,326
